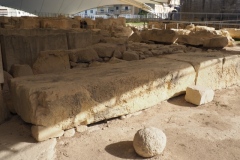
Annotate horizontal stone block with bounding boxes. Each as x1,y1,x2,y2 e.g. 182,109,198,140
11,58,196,130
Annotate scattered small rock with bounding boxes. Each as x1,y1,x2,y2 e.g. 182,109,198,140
64,128,75,137
76,125,88,133
133,127,167,158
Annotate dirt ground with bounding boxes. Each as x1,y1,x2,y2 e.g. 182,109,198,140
55,85,240,160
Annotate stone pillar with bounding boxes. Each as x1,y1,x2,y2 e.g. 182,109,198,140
0,44,9,124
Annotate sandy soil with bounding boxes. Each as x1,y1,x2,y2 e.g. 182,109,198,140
55,85,240,160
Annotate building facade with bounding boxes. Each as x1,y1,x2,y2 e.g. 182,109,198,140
79,5,139,16
180,0,240,13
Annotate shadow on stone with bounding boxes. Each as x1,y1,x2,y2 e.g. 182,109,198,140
105,141,141,159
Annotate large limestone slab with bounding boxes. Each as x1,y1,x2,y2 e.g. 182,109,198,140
163,51,240,89
11,58,196,130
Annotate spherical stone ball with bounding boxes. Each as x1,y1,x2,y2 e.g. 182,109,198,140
133,127,167,158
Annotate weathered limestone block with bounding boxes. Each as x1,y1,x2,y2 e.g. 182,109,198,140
111,26,133,38
222,28,240,39
67,31,92,49
19,17,40,29
92,43,116,58
128,32,142,42
10,64,33,78
69,48,99,63
122,51,139,61
112,50,122,59
33,50,70,74
177,35,204,46
185,85,214,105
31,125,64,142
0,34,68,71
11,58,196,132
163,51,240,89
101,37,128,45
3,71,14,113
40,18,79,29
195,26,215,32
203,37,228,48
141,29,178,44
0,52,3,84
64,128,75,137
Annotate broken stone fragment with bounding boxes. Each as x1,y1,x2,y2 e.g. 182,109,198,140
64,128,75,137
76,125,88,133
122,51,139,61
31,125,64,142
185,85,215,106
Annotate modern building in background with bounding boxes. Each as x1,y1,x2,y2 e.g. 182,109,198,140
79,5,139,17
0,5,35,17
180,0,240,13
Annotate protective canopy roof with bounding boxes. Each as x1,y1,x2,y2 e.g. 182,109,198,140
0,0,168,14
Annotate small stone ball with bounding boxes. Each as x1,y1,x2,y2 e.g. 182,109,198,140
133,127,167,158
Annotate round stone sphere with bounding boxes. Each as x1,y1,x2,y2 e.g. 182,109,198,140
133,127,167,158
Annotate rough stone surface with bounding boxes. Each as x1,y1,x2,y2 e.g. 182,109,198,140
112,49,122,59
67,31,93,49
64,128,75,137
0,90,9,124
111,26,133,38
163,51,240,90
2,71,14,113
141,29,178,44
10,64,33,78
0,34,68,71
0,52,3,84
223,28,240,39
11,58,196,131
203,37,228,48
128,32,142,42
185,85,215,105
31,125,64,142
32,50,70,74
0,116,57,160
92,43,116,58
122,51,139,61
133,127,167,158
69,48,99,63
177,35,203,46
76,125,88,133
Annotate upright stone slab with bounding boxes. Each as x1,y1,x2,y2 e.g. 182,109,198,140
67,31,92,49
0,49,3,84
0,34,68,71
11,58,196,130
